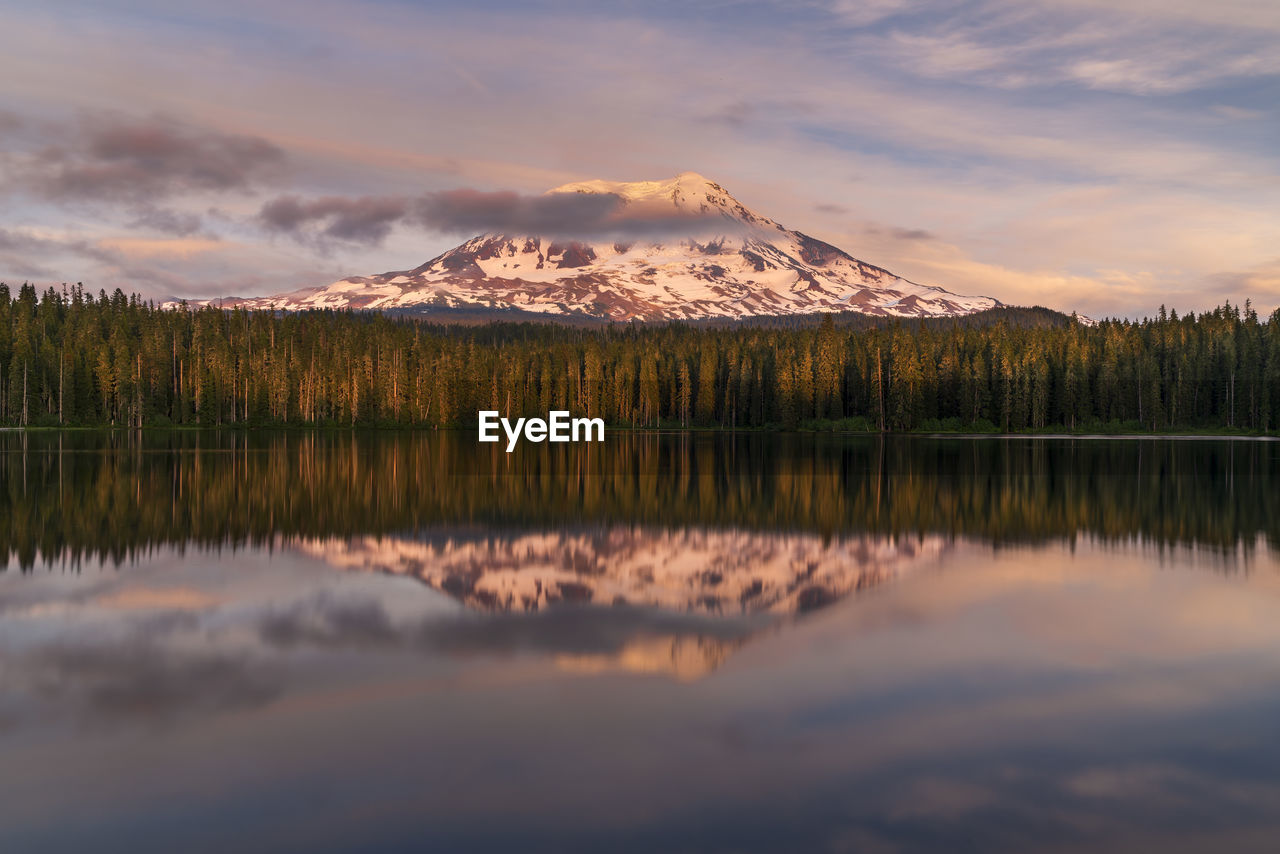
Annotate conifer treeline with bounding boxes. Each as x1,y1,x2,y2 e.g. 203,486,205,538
2,282,1279,432
4,431,1278,569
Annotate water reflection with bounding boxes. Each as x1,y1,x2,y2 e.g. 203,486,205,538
3,430,1279,571
3,432,1280,852
305,528,941,614
3,538,1279,852
300,528,945,678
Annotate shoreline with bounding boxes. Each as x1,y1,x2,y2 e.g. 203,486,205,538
3,424,1277,441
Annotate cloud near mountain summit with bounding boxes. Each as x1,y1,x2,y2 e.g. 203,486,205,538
258,187,746,247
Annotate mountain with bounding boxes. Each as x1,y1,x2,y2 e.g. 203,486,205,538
300,527,945,617
179,173,1000,321
298,528,947,680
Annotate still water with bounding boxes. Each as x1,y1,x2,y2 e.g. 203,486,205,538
2,431,1279,853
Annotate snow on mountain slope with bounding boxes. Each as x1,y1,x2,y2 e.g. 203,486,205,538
299,528,945,617
294,524,947,676
175,173,1000,321
296,528,947,679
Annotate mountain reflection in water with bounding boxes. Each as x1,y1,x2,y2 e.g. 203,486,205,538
2,431,1280,853
300,528,945,678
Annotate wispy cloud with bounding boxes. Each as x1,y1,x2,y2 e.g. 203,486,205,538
0,0,1276,315
259,194,410,246
258,187,745,247
7,113,284,204
825,0,923,28
848,0,1280,95
126,207,206,236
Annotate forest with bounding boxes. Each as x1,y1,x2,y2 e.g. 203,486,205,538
1,281,1278,433
3,430,1277,570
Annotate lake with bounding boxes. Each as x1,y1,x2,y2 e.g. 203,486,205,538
2,431,1279,853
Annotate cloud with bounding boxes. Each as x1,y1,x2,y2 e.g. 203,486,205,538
255,591,759,660
15,639,278,725
862,223,937,242
705,101,756,129
827,0,919,27
701,99,815,130
0,226,246,299
259,187,745,247
260,194,409,245
0,227,210,267
891,227,935,241
0,228,51,253
259,594,399,648
0,1,1277,314
1211,105,1265,121
0,229,75,277
410,189,625,237
12,113,285,205
127,206,205,236
0,227,119,273
1048,0,1280,34
94,236,223,259
1204,261,1280,302
855,2,1280,95
0,219,349,302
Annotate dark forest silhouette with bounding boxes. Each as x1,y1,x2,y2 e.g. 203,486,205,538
3,430,1276,570
1,283,1278,433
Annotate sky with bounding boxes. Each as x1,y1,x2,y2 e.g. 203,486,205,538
0,0,1277,319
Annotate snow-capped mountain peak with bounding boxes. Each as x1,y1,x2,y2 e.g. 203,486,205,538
170,173,1000,321
548,171,764,226
550,170,725,202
